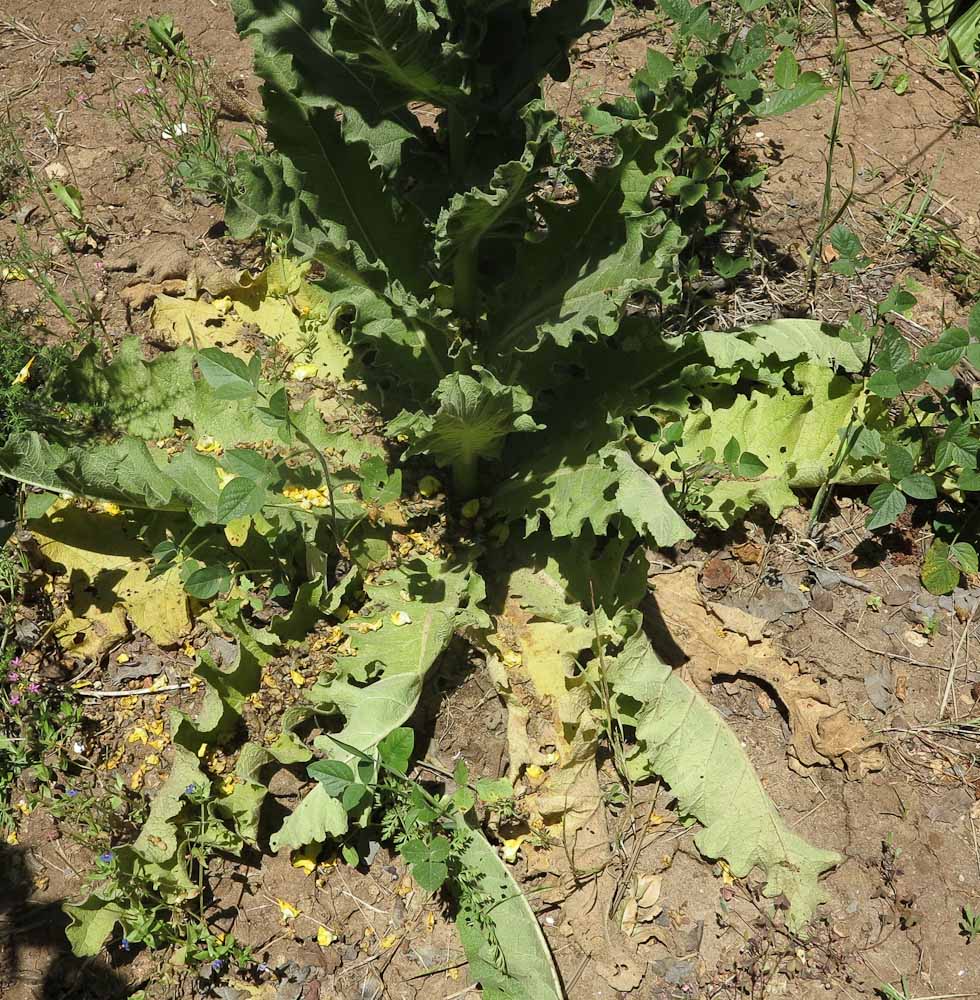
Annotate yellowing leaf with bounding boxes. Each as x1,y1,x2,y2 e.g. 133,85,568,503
33,505,191,655
224,516,251,547
289,669,306,687
151,293,244,350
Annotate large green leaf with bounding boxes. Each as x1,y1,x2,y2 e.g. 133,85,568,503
652,364,891,526
66,338,195,439
230,0,420,173
454,818,563,1000
609,625,840,930
64,897,126,957
498,434,692,546
492,130,685,353
249,86,428,291
273,558,489,850
700,319,868,374
388,368,541,472
434,103,555,276
326,0,468,108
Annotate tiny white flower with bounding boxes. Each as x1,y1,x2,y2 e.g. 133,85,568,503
161,122,190,140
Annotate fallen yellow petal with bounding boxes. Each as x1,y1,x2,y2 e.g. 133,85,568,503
316,926,336,947
291,363,319,381
12,356,35,385
277,899,300,922
501,836,524,863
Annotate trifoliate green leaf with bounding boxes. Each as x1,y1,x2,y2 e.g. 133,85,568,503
866,482,906,530
918,327,968,370
898,474,937,500
922,539,963,595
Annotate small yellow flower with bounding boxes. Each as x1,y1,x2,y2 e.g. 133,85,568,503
525,764,546,786
277,899,301,923
291,363,318,381
215,466,235,489
1,266,27,281
195,435,223,456
15,799,31,816
292,844,320,876
390,611,412,626
5,831,18,844
12,356,35,385
501,836,524,863
316,926,336,947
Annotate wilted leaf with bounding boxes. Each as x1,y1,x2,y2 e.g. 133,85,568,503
609,624,841,930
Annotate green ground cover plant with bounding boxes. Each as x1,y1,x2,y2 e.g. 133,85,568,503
3,0,980,992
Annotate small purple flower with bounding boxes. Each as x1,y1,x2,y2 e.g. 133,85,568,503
135,86,148,95
7,672,20,682
120,937,131,952
9,693,20,706
256,963,269,974
211,959,224,973
67,789,79,798
27,682,40,694
100,851,114,863
10,656,20,668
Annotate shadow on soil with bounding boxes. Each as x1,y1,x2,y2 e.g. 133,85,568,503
0,844,129,1000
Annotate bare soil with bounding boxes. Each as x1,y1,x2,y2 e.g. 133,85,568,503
3,2,980,999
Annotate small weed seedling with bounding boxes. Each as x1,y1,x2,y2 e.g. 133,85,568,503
111,16,259,201
961,904,980,942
